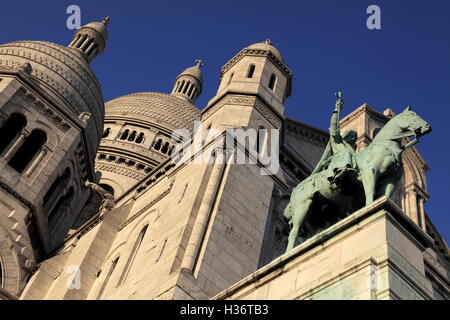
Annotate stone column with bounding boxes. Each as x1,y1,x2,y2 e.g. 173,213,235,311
74,34,86,47
85,42,96,56
3,131,28,161
80,37,92,50
408,188,420,226
418,196,426,231
181,148,227,272
25,147,48,177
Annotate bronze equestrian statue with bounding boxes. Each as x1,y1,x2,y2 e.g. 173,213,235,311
284,93,431,253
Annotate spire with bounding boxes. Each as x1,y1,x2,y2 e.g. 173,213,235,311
171,59,203,104
68,17,110,63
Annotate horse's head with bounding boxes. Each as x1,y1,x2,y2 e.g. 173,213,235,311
396,106,432,138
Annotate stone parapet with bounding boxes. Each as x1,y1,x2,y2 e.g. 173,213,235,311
214,196,438,300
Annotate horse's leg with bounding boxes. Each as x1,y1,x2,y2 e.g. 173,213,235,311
378,167,402,200
360,167,378,206
286,197,313,253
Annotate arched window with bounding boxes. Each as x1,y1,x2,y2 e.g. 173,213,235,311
44,168,71,205
247,64,255,78
256,126,267,155
47,186,74,224
268,73,277,91
161,142,170,154
118,225,148,286
153,139,162,151
191,87,197,99
187,84,195,97
120,129,129,140
168,146,175,156
97,256,120,299
135,132,144,144
0,113,27,155
183,81,190,94
203,124,212,144
228,72,234,85
99,183,115,196
128,130,137,142
178,80,185,93
102,128,111,138
8,129,46,173
372,128,381,139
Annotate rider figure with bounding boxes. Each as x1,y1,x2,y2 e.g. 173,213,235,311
315,92,358,185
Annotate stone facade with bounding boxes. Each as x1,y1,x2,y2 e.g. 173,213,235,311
0,25,448,300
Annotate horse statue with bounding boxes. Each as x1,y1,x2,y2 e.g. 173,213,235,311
284,93,431,253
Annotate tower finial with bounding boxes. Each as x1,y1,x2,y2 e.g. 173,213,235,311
195,59,203,68
68,18,109,63
264,39,272,45
102,17,111,25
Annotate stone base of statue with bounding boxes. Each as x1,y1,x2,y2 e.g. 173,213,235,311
213,196,440,300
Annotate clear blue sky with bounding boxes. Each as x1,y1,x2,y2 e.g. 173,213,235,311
2,0,449,242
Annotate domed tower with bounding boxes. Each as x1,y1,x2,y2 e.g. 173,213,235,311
95,61,202,197
68,17,109,63
0,19,108,297
171,59,203,104
206,39,292,117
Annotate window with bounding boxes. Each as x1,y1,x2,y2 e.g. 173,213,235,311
128,130,137,142
99,183,115,196
187,84,195,97
118,225,148,286
228,72,234,85
44,168,71,205
268,73,277,91
0,113,27,155
178,80,185,93
161,142,170,154
102,128,111,138
247,64,255,78
372,128,381,139
8,129,46,173
120,129,129,140
135,132,144,144
97,256,120,299
153,139,162,151
190,87,197,99
48,186,74,225
183,81,190,94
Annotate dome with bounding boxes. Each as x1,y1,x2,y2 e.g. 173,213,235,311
96,92,201,197
177,65,203,83
0,40,105,159
105,92,201,132
247,39,284,62
80,21,109,43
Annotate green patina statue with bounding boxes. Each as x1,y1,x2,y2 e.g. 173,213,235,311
284,93,432,253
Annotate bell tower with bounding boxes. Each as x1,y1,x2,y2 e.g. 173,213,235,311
0,18,108,298
171,59,203,104
208,39,292,117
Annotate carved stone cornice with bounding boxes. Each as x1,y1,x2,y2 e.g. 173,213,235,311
340,103,389,127
95,162,147,180
285,117,328,147
22,89,71,132
202,94,283,129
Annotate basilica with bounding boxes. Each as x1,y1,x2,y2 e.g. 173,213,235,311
0,19,448,300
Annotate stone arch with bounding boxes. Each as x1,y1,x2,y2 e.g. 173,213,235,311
0,224,22,296
98,177,124,197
